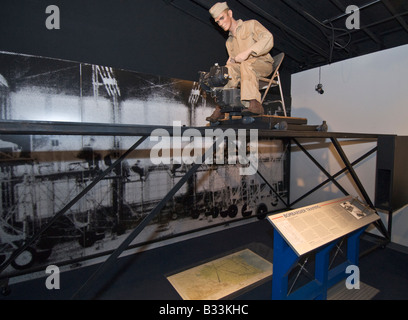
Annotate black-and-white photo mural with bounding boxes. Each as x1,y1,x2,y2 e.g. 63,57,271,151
0,51,289,282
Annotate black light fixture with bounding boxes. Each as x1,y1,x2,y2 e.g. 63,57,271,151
315,83,324,94
315,67,324,94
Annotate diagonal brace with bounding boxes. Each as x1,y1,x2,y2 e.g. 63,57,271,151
330,138,372,207
290,144,377,207
0,136,148,275
71,135,223,299
254,160,289,208
330,138,389,239
293,138,349,195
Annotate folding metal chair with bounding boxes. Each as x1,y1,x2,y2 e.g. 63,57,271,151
259,52,287,116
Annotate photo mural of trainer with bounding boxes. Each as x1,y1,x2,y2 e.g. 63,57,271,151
0,51,288,282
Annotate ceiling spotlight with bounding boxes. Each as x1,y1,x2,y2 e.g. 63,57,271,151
315,83,324,94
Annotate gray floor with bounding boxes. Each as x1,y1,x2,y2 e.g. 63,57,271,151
1,219,408,300
328,281,380,300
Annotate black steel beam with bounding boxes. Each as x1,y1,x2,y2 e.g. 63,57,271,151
292,137,349,195
0,119,174,137
281,0,350,57
330,137,389,239
236,0,330,60
328,0,384,47
336,10,408,39
253,158,290,208
381,0,408,34
330,138,373,207
290,144,378,207
0,120,384,140
71,135,222,299
190,0,308,65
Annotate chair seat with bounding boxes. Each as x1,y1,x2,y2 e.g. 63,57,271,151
259,77,278,90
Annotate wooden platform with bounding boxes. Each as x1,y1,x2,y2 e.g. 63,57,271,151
209,113,327,131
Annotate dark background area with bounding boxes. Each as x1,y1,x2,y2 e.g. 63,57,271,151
0,0,296,99
2,0,408,107
2,0,408,82
0,0,228,82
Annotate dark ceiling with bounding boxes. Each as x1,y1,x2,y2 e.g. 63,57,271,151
167,0,408,73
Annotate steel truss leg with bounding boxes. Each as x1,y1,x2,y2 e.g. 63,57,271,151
292,138,349,196
290,143,377,207
247,139,290,209
71,137,222,299
277,72,287,117
288,137,389,240
330,138,389,239
0,136,148,275
253,160,289,208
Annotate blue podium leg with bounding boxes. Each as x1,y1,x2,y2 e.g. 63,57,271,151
347,227,366,264
314,242,336,300
272,229,299,300
328,226,366,287
272,226,367,300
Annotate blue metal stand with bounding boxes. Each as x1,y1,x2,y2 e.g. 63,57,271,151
272,226,366,300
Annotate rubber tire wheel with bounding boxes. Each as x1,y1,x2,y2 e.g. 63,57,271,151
220,209,229,218
228,204,238,218
11,246,37,270
78,231,97,248
256,203,268,220
191,210,200,219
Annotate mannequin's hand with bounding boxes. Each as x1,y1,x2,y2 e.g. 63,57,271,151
234,49,252,63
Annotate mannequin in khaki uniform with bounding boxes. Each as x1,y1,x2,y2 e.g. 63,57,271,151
207,2,274,122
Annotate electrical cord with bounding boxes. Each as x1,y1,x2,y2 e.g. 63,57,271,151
302,10,352,64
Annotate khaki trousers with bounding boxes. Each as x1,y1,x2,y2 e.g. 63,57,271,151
225,56,273,105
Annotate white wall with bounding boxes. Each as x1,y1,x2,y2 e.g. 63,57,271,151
291,44,408,247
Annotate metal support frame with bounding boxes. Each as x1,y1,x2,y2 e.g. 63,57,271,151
284,136,391,258
289,136,389,242
0,135,148,275
330,138,389,239
250,145,290,208
72,137,222,299
292,138,349,197
330,138,373,208
290,143,378,207
0,120,392,298
264,135,390,246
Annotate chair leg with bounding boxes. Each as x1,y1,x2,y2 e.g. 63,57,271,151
261,75,275,104
277,72,287,117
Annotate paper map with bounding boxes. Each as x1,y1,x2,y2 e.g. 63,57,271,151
167,249,272,300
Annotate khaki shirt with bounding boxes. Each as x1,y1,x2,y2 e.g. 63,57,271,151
226,19,274,62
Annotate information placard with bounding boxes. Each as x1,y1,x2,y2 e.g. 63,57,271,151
268,196,380,256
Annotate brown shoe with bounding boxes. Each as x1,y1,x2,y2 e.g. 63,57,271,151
206,106,224,122
242,100,264,116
